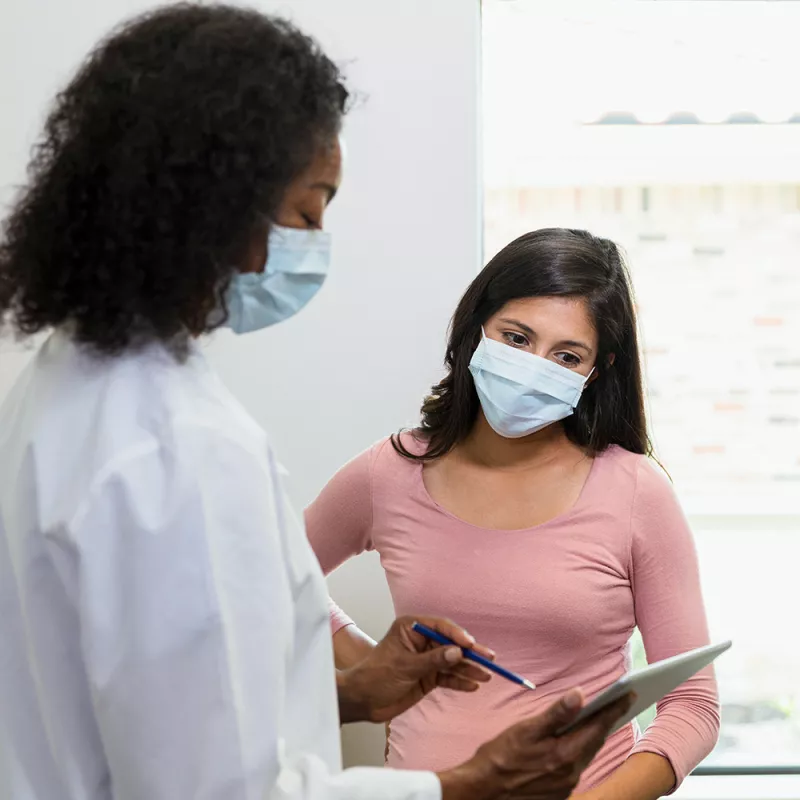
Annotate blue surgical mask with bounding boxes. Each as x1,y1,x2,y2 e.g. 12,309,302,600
468,331,593,439
224,225,331,334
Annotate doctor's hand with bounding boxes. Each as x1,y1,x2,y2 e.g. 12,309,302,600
439,689,635,800
336,615,493,724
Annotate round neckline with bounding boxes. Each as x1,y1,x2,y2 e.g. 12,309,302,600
414,447,607,534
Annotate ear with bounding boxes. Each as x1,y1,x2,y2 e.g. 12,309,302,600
587,352,614,386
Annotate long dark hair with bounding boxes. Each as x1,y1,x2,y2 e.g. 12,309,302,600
393,228,652,461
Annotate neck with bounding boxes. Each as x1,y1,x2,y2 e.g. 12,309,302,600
460,413,569,470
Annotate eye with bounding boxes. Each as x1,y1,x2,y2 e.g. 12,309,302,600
555,352,582,368
502,331,529,348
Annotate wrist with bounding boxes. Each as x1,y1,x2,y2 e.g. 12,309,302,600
336,668,371,725
439,757,496,800
332,625,377,670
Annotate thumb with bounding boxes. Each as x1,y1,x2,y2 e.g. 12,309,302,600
404,645,463,678
523,690,584,739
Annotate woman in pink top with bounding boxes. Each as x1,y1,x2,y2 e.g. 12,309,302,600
306,228,720,799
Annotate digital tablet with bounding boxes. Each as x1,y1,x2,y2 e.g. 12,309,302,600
556,640,732,736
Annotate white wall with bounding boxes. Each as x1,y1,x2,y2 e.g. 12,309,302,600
207,0,482,766
0,0,481,768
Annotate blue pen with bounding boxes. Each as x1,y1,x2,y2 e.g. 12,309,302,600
412,621,536,691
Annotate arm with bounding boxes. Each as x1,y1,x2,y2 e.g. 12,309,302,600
333,622,377,669
305,446,378,669
73,430,439,800
576,459,720,800
330,618,382,752
572,754,675,800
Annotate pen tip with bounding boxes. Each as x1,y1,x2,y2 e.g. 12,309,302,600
523,679,537,691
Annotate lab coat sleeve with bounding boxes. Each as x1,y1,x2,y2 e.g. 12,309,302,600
628,458,721,791
70,427,440,800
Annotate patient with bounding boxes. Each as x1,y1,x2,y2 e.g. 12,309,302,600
306,228,720,799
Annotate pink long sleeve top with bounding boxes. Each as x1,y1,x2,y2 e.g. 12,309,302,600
305,436,720,792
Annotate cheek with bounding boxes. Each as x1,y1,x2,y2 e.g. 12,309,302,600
307,196,327,227
240,230,268,274
274,207,305,228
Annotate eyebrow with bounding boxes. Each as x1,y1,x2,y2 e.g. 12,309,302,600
498,317,595,356
311,181,338,202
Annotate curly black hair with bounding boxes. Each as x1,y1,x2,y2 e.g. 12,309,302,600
0,3,348,354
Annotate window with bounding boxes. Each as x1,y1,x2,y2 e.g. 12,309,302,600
483,0,800,772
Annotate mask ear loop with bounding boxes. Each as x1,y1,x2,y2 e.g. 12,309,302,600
471,326,489,369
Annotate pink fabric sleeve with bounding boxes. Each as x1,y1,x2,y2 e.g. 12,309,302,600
628,459,721,790
305,446,375,636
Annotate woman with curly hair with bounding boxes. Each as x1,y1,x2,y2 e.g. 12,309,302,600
0,6,632,800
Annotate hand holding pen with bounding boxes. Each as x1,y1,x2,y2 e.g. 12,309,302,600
338,616,497,724
412,621,536,691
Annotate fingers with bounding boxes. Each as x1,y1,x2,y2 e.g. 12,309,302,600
409,616,496,661
437,674,483,693
587,692,635,733
464,640,495,661
405,639,495,684
569,692,635,744
515,689,585,740
448,661,493,684
393,616,494,687
558,692,636,763
395,643,464,682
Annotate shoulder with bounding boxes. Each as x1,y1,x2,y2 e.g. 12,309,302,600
587,446,677,520
326,431,424,486
615,454,691,551
594,446,670,491
66,336,268,484
108,342,266,453
370,430,428,479
312,432,426,510
16,335,279,545
588,445,643,496
66,407,276,554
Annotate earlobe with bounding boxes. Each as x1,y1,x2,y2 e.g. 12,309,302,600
586,353,613,385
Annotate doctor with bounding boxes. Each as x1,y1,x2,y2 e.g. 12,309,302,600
0,5,631,800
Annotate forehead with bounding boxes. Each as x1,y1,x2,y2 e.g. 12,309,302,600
495,296,597,338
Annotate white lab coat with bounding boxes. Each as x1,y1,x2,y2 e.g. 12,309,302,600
0,332,439,800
